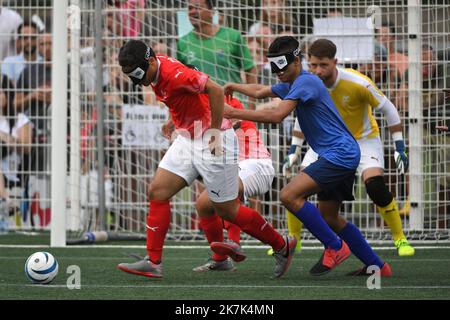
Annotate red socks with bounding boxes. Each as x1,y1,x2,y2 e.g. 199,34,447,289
232,205,285,252
224,220,241,244
199,215,226,261
146,200,171,264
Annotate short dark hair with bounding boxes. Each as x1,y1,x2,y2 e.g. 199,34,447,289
308,39,337,59
17,19,40,35
190,0,214,9
380,20,395,34
118,40,155,67
206,0,215,9
422,43,434,51
268,36,299,55
328,8,343,14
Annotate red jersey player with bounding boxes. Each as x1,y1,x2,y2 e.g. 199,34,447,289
193,97,275,272
116,40,296,279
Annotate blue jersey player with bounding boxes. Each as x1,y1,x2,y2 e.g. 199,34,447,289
222,36,392,276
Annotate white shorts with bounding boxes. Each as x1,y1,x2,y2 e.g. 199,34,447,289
159,129,239,203
239,158,275,199
301,136,384,176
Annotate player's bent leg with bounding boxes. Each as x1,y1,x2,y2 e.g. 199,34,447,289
224,178,245,245
213,199,296,278
211,199,248,263
317,200,347,233
195,189,216,217
118,168,188,278
363,170,415,257
267,210,302,256
148,168,189,201
309,200,350,276
239,159,278,254
195,190,229,264
280,172,343,253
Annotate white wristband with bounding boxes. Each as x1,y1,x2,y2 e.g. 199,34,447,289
392,131,403,142
292,136,304,146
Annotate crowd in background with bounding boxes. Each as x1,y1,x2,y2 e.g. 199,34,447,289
0,0,449,232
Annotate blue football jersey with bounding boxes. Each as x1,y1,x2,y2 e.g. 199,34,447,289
272,70,360,169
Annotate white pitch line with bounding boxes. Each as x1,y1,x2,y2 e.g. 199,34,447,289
3,284,450,290
2,256,450,262
2,244,450,250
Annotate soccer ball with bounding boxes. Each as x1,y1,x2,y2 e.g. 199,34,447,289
25,252,59,284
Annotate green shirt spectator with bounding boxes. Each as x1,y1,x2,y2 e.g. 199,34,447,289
177,26,255,86
177,0,257,109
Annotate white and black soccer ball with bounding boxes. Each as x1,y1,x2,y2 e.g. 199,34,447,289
25,252,59,284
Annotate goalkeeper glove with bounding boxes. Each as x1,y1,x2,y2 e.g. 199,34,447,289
393,132,409,174
282,136,303,179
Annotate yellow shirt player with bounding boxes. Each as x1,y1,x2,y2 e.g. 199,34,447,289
276,39,414,259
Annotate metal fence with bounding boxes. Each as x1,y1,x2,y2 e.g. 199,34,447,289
0,0,449,244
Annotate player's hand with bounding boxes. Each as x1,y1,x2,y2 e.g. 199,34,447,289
224,83,235,100
394,140,409,174
208,131,223,156
161,119,175,140
282,145,301,179
223,104,235,119
436,125,449,132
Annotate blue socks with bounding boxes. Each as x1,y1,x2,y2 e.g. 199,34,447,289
338,222,384,268
293,201,342,250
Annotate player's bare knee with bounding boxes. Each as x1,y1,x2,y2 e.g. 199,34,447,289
213,200,239,221
147,184,168,201
195,198,213,217
280,189,305,212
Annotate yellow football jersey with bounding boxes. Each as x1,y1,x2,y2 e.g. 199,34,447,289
329,68,387,140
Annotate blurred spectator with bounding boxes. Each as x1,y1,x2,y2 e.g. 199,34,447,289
105,3,122,39
0,7,23,61
152,41,169,56
248,24,273,55
326,8,343,17
2,19,42,85
376,20,408,81
247,24,273,84
177,0,258,109
395,44,450,217
249,0,300,36
358,41,398,95
107,0,145,38
0,74,32,228
395,44,447,115
15,33,52,173
300,35,314,71
0,75,8,113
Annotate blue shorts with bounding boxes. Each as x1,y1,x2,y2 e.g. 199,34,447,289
302,157,356,202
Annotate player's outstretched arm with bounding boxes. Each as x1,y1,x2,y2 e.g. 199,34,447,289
224,98,296,124
224,82,276,100
204,79,225,130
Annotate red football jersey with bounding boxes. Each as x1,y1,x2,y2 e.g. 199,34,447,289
151,55,231,138
227,97,271,161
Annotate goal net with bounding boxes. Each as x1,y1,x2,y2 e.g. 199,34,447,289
1,0,449,244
